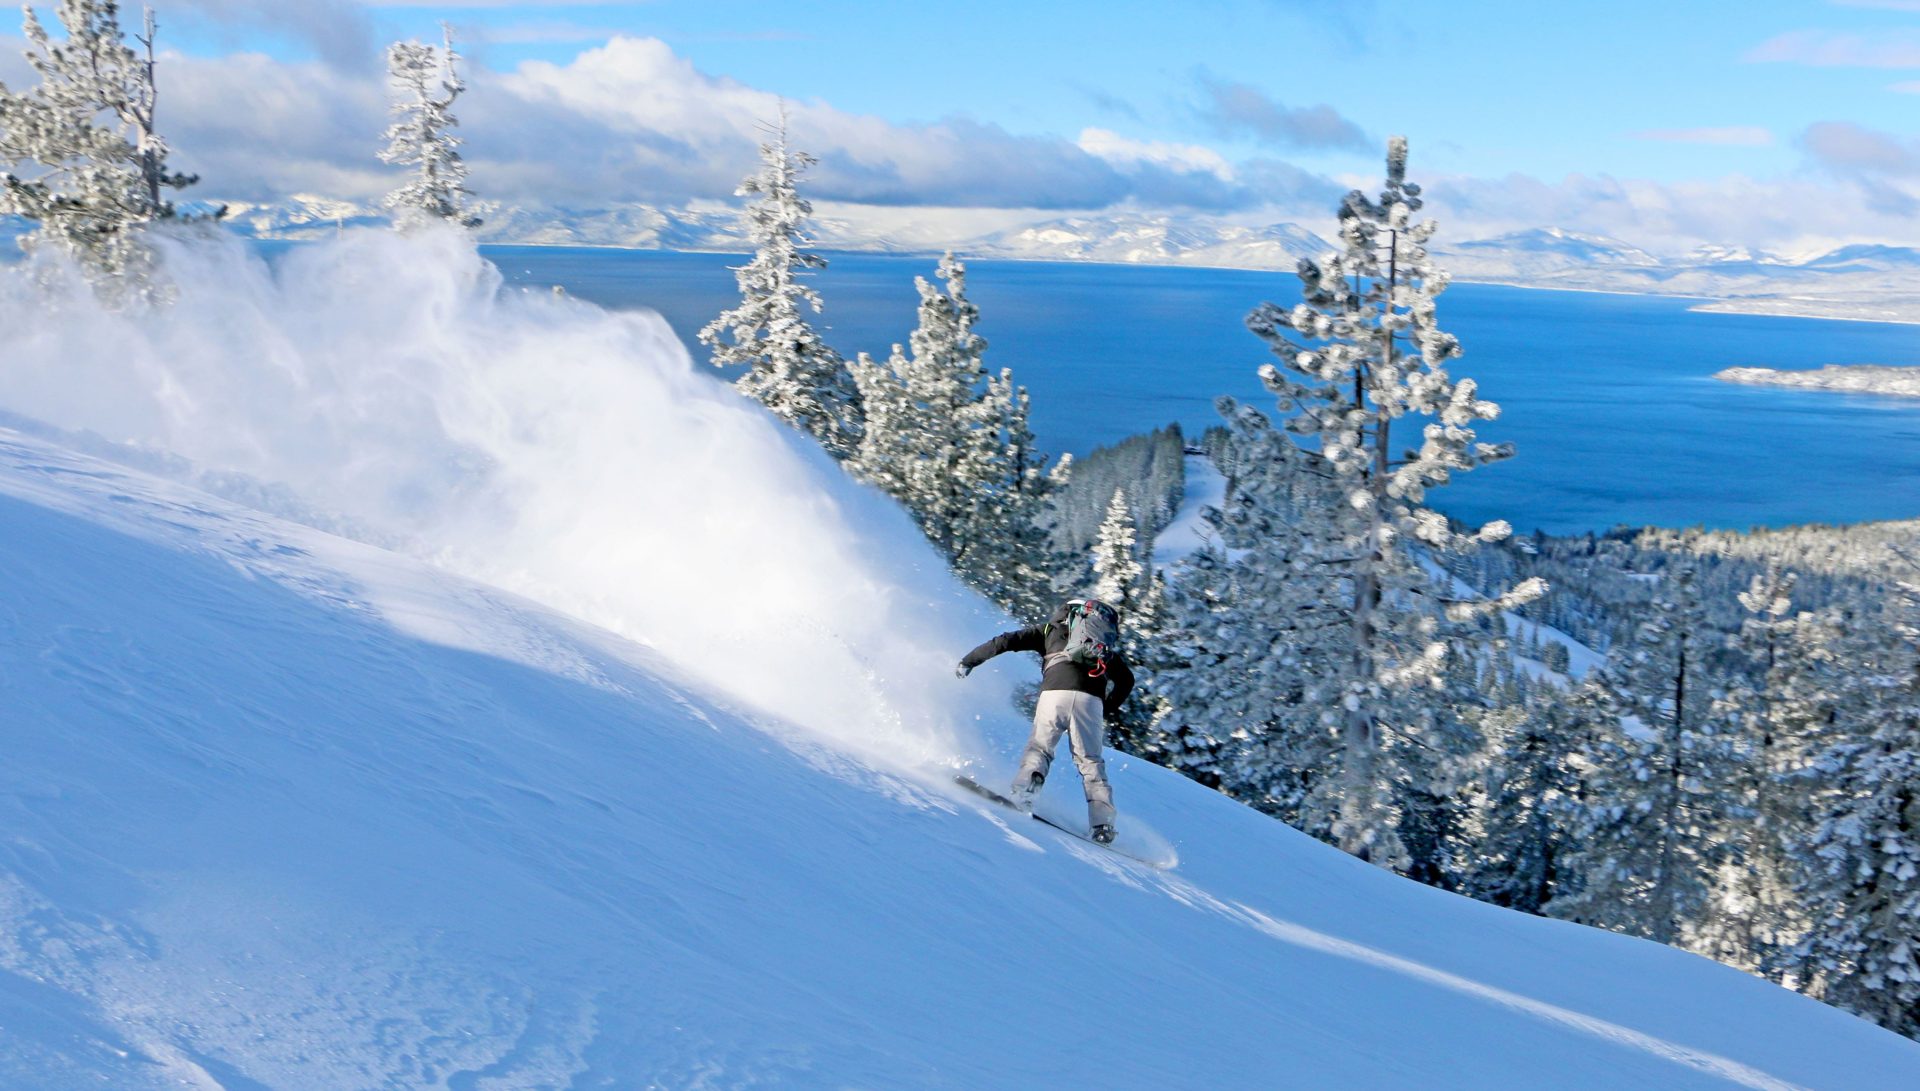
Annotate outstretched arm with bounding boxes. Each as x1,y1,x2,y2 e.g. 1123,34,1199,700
958,626,1044,674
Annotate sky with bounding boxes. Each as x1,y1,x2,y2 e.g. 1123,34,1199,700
12,0,1920,255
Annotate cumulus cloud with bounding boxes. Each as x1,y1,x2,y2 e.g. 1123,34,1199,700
160,50,391,202
491,37,1273,211
1195,74,1371,151
73,33,1300,215
1077,129,1235,177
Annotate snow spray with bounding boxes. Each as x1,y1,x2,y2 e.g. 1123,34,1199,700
0,227,1019,768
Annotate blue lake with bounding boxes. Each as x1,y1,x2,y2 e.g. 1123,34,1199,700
485,246,1920,536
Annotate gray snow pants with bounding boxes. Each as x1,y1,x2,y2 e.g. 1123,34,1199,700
1014,690,1115,828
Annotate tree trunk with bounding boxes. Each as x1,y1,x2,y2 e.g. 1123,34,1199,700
1651,638,1687,945
1339,229,1399,862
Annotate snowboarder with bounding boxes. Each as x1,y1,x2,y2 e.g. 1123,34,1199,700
955,599,1134,844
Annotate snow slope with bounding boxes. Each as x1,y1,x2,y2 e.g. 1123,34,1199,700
1151,453,1228,564
2,233,1917,1088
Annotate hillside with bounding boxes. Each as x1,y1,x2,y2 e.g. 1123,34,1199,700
1,231,1916,1087
12,422,1920,1089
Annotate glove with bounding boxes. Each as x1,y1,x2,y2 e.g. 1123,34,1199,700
955,662,973,678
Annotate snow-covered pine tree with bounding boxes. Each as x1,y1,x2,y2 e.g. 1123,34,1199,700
1792,578,1920,1039
1239,136,1543,867
0,1,199,280
1146,399,1351,830
895,252,989,557
847,253,985,546
1089,487,1181,756
1462,693,1579,913
958,364,1069,616
1135,542,1232,784
699,112,858,457
1693,567,1807,975
379,24,481,229
846,344,913,496
1092,489,1143,608
846,253,1067,614
1548,566,1733,946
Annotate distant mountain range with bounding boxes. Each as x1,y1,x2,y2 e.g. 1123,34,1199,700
213,196,1338,270
14,197,1920,322
1432,229,1920,323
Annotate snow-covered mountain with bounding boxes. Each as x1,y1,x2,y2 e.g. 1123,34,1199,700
0,229,1917,1086
24,191,1920,320
209,198,1337,268
972,214,1332,268
1437,234,1920,322
216,193,386,238
1442,227,1663,274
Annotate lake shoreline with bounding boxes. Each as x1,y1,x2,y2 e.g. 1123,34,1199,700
476,242,1920,329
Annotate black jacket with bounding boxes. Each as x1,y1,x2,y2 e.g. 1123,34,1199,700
961,618,1135,717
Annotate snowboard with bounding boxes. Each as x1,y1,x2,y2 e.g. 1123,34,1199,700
953,774,1170,869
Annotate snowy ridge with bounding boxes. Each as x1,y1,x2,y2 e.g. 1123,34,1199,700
1445,227,1663,270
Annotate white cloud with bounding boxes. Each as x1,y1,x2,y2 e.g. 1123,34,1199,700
161,50,393,202
1077,128,1236,177
10,23,1917,257
494,37,1268,210
65,33,1295,215
1631,127,1775,147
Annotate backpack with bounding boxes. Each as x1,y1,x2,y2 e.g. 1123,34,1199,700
1044,599,1120,678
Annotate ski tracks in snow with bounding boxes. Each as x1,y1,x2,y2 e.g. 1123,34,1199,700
1140,867,1809,1091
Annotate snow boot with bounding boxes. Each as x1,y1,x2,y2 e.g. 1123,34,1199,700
1008,770,1044,812
1091,823,1116,845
